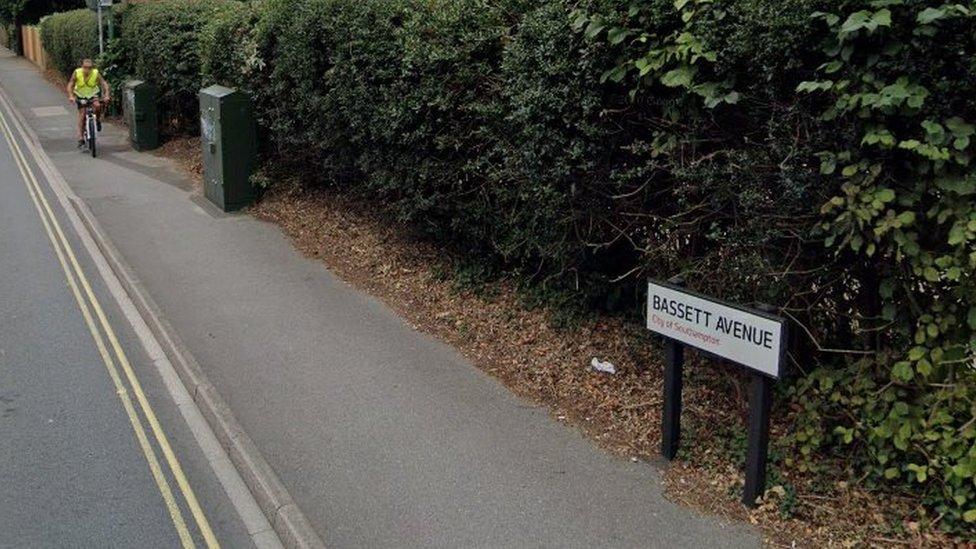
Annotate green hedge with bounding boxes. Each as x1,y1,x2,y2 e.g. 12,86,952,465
101,0,976,533
110,0,234,132
39,8,97,76
572,0,976,530
257,0,600,264
199,2,267,93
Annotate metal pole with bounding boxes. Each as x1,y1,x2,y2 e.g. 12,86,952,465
660,276,685,461
106,6,114,42
97,3,104,56
661,337,684,460
742,372,772,507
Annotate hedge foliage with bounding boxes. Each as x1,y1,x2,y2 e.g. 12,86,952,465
572,0,976,530
101,0,976,533
110,0,233,131
38,8,96,76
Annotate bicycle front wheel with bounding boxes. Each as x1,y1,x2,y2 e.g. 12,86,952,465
87,116,97,158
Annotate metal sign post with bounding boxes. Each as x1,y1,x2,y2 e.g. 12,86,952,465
90,0,112,56
647,279,787,507
660,277,685,460
97,2,103,56
742,371,773,505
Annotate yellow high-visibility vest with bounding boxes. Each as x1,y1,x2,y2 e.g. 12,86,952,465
73,68,100,98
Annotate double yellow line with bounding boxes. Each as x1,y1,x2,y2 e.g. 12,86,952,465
0,106,218,548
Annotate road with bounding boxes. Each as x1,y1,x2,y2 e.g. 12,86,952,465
0,71,278,547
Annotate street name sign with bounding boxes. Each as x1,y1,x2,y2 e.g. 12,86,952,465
646,281,785,378
646,278,788,507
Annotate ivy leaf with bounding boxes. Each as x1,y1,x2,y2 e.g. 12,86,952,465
833,426,855,444
600,65,628,84
840,9,892,36
946,117,975,137
797,81,824,93
822,60,843,74
922,120,946,141
892,361,914,381
948,224,967,245
840,10,871,34
872,9,892,27
946,117,974,150
570,11,590,31
917,7,946,25
634,57,652,77
607,27,631,45
660,66,695,88
895,423,912,450
906,463,928,482
584,20,606,39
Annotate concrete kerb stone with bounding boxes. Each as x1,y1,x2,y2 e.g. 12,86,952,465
275,504,328,549
71,175,327,549
227,431,298,528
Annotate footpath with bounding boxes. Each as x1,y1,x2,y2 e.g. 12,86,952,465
0,49,760,548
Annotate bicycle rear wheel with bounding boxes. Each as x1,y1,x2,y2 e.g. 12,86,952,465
87,115,97,158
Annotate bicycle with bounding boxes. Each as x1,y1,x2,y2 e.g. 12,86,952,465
76,97,98,158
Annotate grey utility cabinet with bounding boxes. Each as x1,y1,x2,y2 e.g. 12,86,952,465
123,80,158,151
199,85,257,212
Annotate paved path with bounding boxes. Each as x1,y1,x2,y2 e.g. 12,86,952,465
0,53,279,547
0,49,760,548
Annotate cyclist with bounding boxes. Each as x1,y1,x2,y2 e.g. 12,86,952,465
66,58,111,148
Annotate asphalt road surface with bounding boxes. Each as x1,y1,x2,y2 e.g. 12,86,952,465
0,80,276,548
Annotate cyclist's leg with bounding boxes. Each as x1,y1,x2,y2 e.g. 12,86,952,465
93,99,103,131
76,102,85,142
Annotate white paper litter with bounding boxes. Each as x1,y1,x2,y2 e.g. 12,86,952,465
590,357,617,375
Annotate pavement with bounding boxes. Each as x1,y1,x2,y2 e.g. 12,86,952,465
0,48,762,548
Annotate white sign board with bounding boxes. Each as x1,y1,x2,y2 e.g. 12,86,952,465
646,281,785,378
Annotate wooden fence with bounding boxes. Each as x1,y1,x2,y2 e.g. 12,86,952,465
20,25,49,70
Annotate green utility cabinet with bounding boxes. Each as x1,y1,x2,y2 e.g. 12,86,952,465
123,80,158,151
199,85,257,212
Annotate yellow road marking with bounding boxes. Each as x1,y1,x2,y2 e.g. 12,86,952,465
0,111,194,548
0,107,218,548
